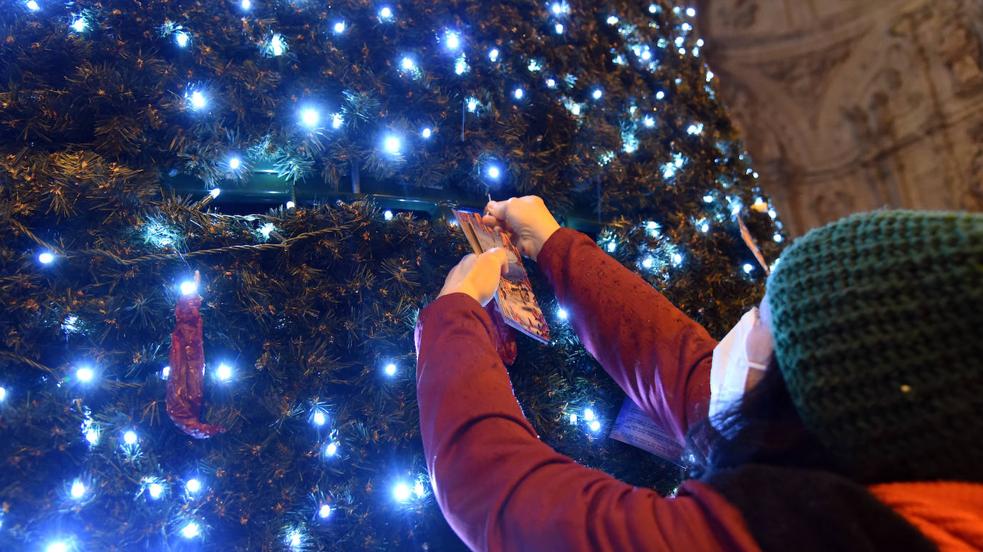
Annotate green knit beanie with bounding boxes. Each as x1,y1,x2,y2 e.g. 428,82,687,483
766,210,983,483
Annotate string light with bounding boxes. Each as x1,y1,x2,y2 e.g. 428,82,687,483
267,33,286,57
383,210,394,221
443,30,462,52
420,127,433,139
324,441,339,457
465,97,480,112
76,365,95,384
546,77,557,88
286,201,296,209
185,478,203,495
228,156,242,171
588,420,602,432
556,307,568,321
687,123,704,135
672,252,683,266
686,7,697,17
513,87,525,100
145,479,165,499
384,362,397,376
527,59,543,72
0,386,6,402
288,530,302,549
656,90,666,100
454,56,469,75
414,480,426,498
583,408,596,422
488,48,500,62
774,233,783,243
743,263,754,274
240,0,252,10
38,251,56,265
642,257,655,269
45,541,71,552
122,430,138,446
311,409,327,426
549,2,569,16
179,278,198,296
382,134,402,155
70,17,87,33
180,521,201,539
554,23,564,34
400,55,416,72
175,31,190,48
378,6,394,21
299,106,321,130
392,481,412,503
643,115,655,128
69,479,86,500
210,188,222,199
215,362,234,382
606,15,619,25
606,241,617,253
485,163,503,181
25,0,41,12
187,90,208,111
332,21,346,35
591,88,603,100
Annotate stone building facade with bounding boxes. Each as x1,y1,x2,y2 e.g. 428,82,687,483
697,0,983,235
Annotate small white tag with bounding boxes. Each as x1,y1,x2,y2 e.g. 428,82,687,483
609,398,685,465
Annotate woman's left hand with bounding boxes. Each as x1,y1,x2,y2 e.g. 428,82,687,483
438,248,509,306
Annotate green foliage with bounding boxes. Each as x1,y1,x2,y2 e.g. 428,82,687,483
0,0,784,549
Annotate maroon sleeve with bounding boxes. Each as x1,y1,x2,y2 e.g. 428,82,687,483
536,228,716,444
415,293,757,552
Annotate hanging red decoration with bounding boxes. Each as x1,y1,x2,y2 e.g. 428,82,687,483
166,272,226,438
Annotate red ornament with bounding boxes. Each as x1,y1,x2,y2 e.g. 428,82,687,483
167,272,226,438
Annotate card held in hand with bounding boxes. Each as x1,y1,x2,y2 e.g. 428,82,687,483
452,209,551,344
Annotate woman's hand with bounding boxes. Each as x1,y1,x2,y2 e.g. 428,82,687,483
482,196,561,262
438,248,509,306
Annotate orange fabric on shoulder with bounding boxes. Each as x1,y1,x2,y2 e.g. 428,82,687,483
868,481,983,552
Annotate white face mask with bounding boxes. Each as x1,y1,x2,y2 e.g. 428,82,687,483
709,307,773,433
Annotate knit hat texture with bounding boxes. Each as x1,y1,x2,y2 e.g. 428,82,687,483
766,210,982,483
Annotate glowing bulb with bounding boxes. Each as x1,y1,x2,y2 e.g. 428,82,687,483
554,23,564,34
299,107,321,129
549,2,568,15
687,123,704,135
486,164,502,180
513,87,524,100
289,531,302,548
703,194,714,203
332,21,346,34
606,15,619,25
569,413,578,424
589,420,602,432
215,362,233,382
269,34,285,56
699,221,709,233
383,210,394,221
466,97,479,112
179,279,198,296
400,56,416,71
546,78,556,88
46,542,69,552
286,201,296,209
324,442,339,457
26,0,40,12
453,56,469,76
175,31,190,48
84,427,99,445
188,90,207,111
382,134,402,155
147,481,164,499
414,480,426,498
591,88,603,100
681,22,693,32
312,410,327,426
444,30,461,51
181,521,201,539
393,482,412,502
384,362,397,376
774,233,783,243
743,263,754,274
185,478,202,494
228,156,242,170
70,479,86,499
210,187,222,198
421,127,432,139
606,241,616,253
488,48,499,62
583,408,596,421
318,504,332,518
686,7,697,17
38,251,56,265
642,257,655,269
656,90,666,100
122,430,138,446
643,116,655,128
0,386,5,402
240,0,251,10
378,6,394,21
672,253,683,266
70,17,87,33
557,307,568,321
76,366,95,383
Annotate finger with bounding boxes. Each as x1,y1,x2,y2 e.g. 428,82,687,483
484,247,509,275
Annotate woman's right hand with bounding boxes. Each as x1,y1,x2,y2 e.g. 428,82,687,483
482,196,561,262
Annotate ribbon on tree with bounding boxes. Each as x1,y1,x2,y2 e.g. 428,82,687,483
167,271,226,438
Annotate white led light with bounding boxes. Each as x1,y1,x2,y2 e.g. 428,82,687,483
444,30,461,51
414,480,426,498
210,188,222,198
318,504,332,518
299,107,321,129
642,257,655,269
655,90,665,100
45,542,69,552
643,116,655,128
38,251,56,265
382,134,402,155
228,156,242,170
286,201,296,209
122,430,138,446
269,34,285,56
241,0,251,10
312,410,327,426
591,88,603,100
557,307,568,321
147,482,164,499
546,78,556,88
393,481,412,502
513,87,524,100
71,17,87,33
384,362,397,376
179,279,198,296
76,366,95,383
324,442,339,457
743,263,754,274
421,127,433,139
181,521,201,539
486,165,502,180
26,0,41,12
0,386,6,402
185,478,202,494
606,15,619,25
588,420,602,432
378,6,394,21
332,21,346,34
400,56,416,71
583,408,596,421
554,23,564,34
175,31,190,48
70,479,86,500
488,48,499,62
188,90,207,111
383,210,394,221
215,363,233,382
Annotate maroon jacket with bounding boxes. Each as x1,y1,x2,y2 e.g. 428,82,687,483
415,228,759,551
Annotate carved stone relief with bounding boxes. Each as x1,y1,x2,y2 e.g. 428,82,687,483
698,0,983,235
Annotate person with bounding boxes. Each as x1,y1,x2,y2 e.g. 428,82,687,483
415,196,983,551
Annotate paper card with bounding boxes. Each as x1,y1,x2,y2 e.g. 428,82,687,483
609,398,685,465
452,209,550,343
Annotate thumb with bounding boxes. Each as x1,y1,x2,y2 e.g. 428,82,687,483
483,199,508,225
482,247,509,276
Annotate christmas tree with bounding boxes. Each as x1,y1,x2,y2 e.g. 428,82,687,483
0,0,784,549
